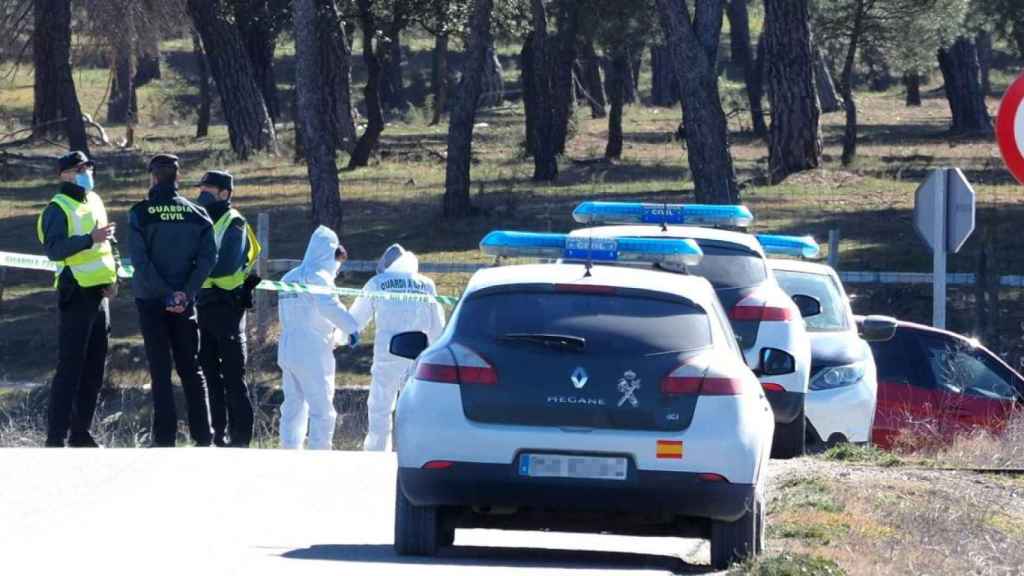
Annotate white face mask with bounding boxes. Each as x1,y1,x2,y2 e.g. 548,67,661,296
74,171,95,191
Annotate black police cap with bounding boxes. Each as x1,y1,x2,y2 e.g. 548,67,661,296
57,151,94,173
198,170,233,191
148,154,180,172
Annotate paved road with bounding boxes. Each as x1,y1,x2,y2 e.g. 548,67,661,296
0,450,713,575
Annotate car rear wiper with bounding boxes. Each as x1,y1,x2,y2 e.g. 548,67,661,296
498,333,586,353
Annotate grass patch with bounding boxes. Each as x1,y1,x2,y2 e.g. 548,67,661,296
768,511,850,545
822,443,903,467
730,553,846,576
773,476,844,514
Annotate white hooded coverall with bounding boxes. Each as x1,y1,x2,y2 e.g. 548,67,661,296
350,245,446,451
277,226,359,450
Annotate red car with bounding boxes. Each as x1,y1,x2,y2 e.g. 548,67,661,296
866,319,1024,449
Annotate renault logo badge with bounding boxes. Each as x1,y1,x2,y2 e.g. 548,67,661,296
571,367,588,389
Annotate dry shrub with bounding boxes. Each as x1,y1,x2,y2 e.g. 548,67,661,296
932,412,1024,469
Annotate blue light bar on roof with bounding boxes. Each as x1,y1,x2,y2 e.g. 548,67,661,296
572,201,754,227
479,231,703,266
757,234,820,258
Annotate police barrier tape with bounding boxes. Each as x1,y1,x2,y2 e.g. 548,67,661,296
10,248,1024,298
0,250,460,306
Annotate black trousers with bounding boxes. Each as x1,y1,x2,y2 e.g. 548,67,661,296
136,300,212,447
198,302,253,447
47,281,108,447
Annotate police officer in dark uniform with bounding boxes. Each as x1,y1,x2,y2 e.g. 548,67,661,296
129,154,217,447
195,170,261,447
37,151,118,448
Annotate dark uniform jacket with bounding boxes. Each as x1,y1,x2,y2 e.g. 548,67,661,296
128,183,217,303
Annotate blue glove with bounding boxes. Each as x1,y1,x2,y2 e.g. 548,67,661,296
349,332,360,347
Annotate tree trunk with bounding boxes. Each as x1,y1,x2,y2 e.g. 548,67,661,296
294,0,343,235
625,50,641,104
862,43,894,92
193,31,211,139
814,48,843,113
108,31,137,125
975,30,992,97
431,33,450,125
655,0,739,204
1014,21,1024,62
838,1,863,166
348,0,385,169
380,26,408,111
443,0,495,219
726,0,766,137
32,0,88,153
937,37,993,135
479,44,505,108
521,35,537,156
904,72,922,107
530,0,558,181
605,49,627,160
187,0,277,159
552,0,579,155
650,44,679,106
134,33,161,87
318,0,357,153
764,0,821,183
234,0,280,123
580,39,606,118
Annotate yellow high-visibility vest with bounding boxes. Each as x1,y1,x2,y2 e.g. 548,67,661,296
202,208,262,291
36,192,117,288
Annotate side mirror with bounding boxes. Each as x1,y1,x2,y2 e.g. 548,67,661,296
857,315,898,342
390,331,429,360
791,294,821,318
756,348,796,377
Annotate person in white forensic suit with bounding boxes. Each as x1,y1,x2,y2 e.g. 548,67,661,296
350,244,446,451
277,226,359,450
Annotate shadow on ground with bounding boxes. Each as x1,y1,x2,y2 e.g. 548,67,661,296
282,543,709,574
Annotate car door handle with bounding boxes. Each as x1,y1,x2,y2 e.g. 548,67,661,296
559,427,594,433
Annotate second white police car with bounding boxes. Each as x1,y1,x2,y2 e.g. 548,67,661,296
391,231,774,569
570,202,822,458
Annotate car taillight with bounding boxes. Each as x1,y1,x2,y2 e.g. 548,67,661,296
730,292,793,322
414,345,497,386
422,460,454,470
661,365,744,396
698,473,729,483
761,382,785,393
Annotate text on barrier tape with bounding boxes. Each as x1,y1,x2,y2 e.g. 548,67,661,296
0,250,460,306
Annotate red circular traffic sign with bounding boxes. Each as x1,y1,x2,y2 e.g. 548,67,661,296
997,71,1024,185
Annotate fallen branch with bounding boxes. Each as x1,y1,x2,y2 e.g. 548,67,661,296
417,142,447,162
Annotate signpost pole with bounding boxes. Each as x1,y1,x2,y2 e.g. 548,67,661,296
933,171,948,329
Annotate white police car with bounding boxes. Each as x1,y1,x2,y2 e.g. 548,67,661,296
390,231,774,569
570,202,819,459
769,259,888,448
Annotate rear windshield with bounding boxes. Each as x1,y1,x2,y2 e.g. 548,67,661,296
456,291,712,355
773,269,849,332
657,242,767,289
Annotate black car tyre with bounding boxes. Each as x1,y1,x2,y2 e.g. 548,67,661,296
393,477,441,556
771,407,807,459
710,490,764,569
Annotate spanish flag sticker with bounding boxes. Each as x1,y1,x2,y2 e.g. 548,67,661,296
656,440,683,459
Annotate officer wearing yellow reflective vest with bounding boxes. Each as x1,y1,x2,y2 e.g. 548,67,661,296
195,170,262,447
36,151,118,448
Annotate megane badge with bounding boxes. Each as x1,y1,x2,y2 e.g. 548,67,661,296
571,367,588,389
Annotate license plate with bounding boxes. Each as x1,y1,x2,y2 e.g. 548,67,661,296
518,453,628,480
